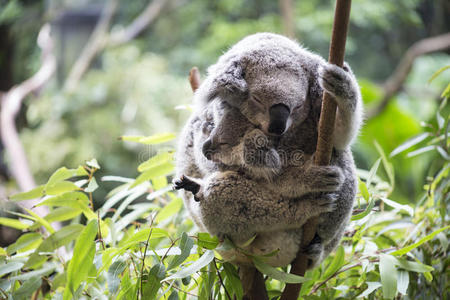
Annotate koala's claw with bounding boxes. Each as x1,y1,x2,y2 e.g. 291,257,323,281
318,63,351,99
316,193,339,212
173,175,201,201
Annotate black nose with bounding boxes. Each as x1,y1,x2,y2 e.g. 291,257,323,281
268,104,290,135
202,139,215,160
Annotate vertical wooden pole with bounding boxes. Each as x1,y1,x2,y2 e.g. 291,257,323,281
281,1,352,299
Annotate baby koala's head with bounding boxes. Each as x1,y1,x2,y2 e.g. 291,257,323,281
201,99,281,179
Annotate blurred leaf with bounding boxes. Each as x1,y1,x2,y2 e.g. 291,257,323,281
390,133,430,157
46,181,80,195
253,257,308,283
0,261,24,277
390,226,450,256
26,224,84,268
397,270,409,295
65,220,98,299
358,180,370,202
7,233,42,255
138,152,174,172
9,185,44,201
366,158,381,187
12,276,41,300
121,133,175,145
380,198,414,216
131,161,174,188
197,232,220,250
0,217,29,230
43,206,82,223
0,248,5,256
375,141,395,188
107,260,127,294
142,263,166,298
357,282,382,298
46,166,88,187
10,263,56,281
428,65,450,83
86,158,101,169
394,258,434,273
37,191,89,208
163,250,215,281
351,198,375,221
167,232,194,270
407,145,436,157
155,196,182,223
322,246,345,279
85,177,99,193
24,208,54,233
379,254,397,299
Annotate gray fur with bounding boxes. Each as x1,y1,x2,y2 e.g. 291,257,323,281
176,32,362,268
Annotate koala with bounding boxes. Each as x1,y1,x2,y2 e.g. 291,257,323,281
176,97,344,267
188,33,362,267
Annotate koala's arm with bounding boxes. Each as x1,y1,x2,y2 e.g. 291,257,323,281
318,62,363,150
271,157,344,198
173,171,337,246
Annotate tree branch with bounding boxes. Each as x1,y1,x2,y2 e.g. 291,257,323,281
107,0,170,47
0,24,56,217
281,1,352,299
366,32,450,120
279,0,295,38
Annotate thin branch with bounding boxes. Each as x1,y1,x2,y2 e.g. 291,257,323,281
278,0,295,38
213,258,232,300
63,0,118,92
107,0,170,47
367,32,450,120
1,24,56,218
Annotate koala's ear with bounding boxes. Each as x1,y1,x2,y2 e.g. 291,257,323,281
205,57,248,105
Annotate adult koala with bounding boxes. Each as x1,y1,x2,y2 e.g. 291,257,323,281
178,33,362,267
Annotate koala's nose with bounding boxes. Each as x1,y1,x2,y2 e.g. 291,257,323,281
268,104,290,136
202,139,216,160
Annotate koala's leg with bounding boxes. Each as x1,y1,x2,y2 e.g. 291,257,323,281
318,62,363,150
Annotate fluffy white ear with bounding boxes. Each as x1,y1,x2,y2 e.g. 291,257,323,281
197,55,248,108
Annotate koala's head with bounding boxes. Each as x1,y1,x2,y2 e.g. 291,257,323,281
197,33,324,137
200,100,252,166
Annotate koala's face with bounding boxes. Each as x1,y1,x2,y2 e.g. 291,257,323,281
240,68,310,136
201,101,253,166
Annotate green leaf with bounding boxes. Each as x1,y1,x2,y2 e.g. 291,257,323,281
43,206,82,223
23,208,54,233
37,191,89,208
0,217,29,230
375,141,395,188
167,232,194,270
390,226,450,256
253,257,308,283
107,260,127,294
46,181,80,195
394,258,434,273
9,185,44,201
379,254,397,299
85,177,99,193
46,166,88,188
197,232,220,250
397,271,409,295
366,158,381,187
322,246,345,279
65,220,98,300
428,65,450,83
351,198,375,221
7,233,42,255
142,263,166,298
120,228,169,249
10,263,56,281
358,180,370,202
380,198,414,216
223,262,243,299
390,133,430,157
0,248,6,256
0,261,24,277
86,158,101,169
155,196,182,223
121,133,175,145
357,282,382,298
25,224,84,268
12,276,42,300
131,161,174,188
138,152,174,172
163,250,215,281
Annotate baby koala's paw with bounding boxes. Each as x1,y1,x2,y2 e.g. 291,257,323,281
318,62,358,111
173,175,202,202
309,165,344,192
316,192,338,213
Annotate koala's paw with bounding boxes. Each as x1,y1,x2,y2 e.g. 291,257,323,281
303,235,324,268
173,175,202,202
316,193,339,213
318,62,358,111
309,165,344,192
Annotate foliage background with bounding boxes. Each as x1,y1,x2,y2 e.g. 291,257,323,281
0,0,448,299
